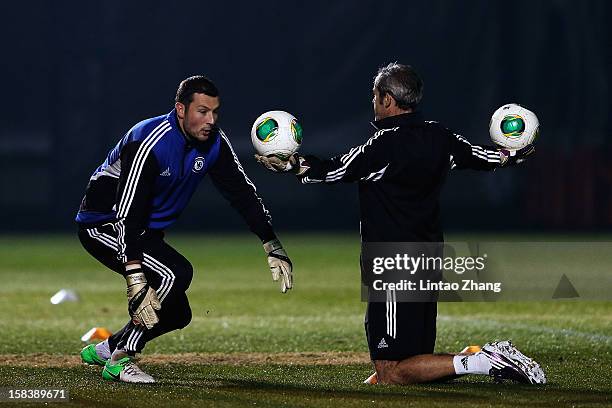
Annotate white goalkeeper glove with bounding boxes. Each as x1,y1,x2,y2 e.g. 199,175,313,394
125,271,161,329
263,239,293,293
254,154,310,175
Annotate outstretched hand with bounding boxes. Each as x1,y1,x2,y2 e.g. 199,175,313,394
263,239,293,293
499,144,535,166
254,154,295,173
254,154,310,175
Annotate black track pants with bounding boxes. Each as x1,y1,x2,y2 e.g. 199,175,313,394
78,224,193,353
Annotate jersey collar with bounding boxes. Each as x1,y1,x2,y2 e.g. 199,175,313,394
371,111,424,130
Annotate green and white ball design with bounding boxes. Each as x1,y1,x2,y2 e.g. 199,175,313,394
255,117,279,142
251,110,303,159
489,103,539,150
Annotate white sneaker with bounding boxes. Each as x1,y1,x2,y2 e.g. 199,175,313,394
102,356,155,384
481,340,546,384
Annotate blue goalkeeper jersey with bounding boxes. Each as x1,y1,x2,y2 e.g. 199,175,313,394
76,109,274,263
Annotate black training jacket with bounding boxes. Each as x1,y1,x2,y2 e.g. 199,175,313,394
301,112,501,242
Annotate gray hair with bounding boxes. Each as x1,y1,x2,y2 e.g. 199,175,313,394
373,63,423,110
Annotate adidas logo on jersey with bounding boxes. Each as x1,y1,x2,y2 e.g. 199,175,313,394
377,338,388,349
160,167,171,177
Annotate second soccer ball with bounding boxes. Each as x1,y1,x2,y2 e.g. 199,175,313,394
489,103,539,150
251,111,303,160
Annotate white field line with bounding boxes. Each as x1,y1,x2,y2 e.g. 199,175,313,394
438,315,612,344
0,352,371,367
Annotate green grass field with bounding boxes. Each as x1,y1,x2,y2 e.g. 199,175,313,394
0,233,610,407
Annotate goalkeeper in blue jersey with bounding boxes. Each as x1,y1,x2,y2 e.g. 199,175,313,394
76,75,292,383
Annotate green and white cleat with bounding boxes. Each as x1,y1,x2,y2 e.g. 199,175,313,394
102,357,155,384
80,344,108,366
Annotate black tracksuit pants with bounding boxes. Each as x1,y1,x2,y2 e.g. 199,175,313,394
78,223,193,354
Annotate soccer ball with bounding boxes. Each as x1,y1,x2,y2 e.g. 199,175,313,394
251,110,303,160
489,103,539,150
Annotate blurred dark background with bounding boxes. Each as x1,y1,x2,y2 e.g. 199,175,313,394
0,0,610,234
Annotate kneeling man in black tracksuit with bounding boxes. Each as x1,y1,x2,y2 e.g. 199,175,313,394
256,63,546,385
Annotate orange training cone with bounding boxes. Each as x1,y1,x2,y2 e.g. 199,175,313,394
363,372,378,384
460,345,482,353
81,327,112,343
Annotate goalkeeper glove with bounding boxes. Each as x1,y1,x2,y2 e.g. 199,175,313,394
125,271,161,329
499,144,535,166
254,154,310,175
263,239,293,293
